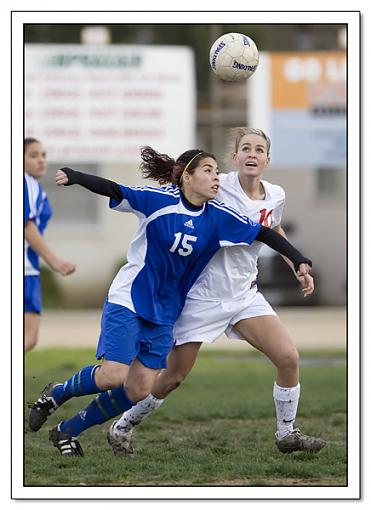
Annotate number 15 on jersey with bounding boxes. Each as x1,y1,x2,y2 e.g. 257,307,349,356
170,233,197,257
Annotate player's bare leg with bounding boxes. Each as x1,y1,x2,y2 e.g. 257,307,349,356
153,342,202,398
94,359,130,391
108,343,202,455
234,315,326,453
233,315,299,387
125,358,163,402
25,312,40,352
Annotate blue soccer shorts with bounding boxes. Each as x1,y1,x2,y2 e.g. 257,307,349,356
24,275,42,314
96,300,174,369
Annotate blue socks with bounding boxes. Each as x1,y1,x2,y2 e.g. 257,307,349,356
49,364,136,438
60,385,135,437
51,365,101,406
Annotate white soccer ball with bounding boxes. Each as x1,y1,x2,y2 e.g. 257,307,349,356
209,32,259,82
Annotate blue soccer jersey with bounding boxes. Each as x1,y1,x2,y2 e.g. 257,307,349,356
24,173,52,275
107,184,261,326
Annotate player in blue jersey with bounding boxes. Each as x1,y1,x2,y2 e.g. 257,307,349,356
109,129,325,455
28,145,312,456
24,138,76,352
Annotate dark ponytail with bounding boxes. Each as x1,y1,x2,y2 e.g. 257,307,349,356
140,146,177,185
140,146,216,187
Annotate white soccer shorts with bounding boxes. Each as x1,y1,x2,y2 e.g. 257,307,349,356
173,290,276,345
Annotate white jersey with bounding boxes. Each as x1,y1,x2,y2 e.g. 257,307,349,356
187,171,285,301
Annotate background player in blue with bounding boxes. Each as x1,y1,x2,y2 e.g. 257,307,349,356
24,138,76,352
29,146,312,456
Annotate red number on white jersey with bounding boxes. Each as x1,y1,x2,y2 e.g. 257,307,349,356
258,208,273,227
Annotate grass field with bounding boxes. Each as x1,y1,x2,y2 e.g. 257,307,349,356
24,348,347,487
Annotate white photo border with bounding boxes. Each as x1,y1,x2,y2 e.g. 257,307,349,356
11,9,360,501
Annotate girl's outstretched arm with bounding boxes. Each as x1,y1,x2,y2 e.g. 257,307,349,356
56,168,123,202
256,225,312,276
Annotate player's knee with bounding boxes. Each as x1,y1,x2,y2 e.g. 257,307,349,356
151,370,187,399
95,365,126,390
279,348,299,371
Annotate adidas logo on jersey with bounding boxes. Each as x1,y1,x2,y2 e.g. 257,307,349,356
184,219,194,229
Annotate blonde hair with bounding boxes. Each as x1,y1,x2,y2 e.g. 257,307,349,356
225,127,271,165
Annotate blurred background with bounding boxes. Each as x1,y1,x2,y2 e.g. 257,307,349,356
24,24,347,338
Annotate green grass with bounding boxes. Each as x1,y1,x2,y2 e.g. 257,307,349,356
24,348,347,487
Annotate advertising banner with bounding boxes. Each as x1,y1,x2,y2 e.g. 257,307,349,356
25,45,195,163
248,51,346,167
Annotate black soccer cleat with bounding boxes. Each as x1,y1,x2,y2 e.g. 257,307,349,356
28,382,60,431
49,424,84,457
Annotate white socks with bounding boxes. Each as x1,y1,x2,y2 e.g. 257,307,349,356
115,393,164,434
273,382,301,440
114,385,300,440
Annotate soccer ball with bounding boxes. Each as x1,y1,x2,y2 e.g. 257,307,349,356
209,32,259,82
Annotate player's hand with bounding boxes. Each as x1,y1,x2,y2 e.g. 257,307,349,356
296,262,311,277
51,259,76,276
295,263,314,297
297,272,314,297
55,169,69,186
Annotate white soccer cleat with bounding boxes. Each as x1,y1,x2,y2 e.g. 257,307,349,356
107,420,134,456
